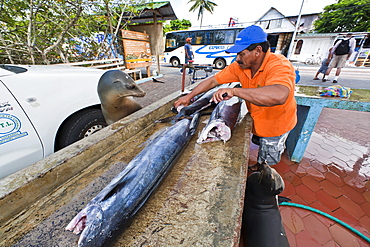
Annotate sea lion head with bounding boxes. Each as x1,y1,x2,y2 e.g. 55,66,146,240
97,70,145,103
257,162,285,195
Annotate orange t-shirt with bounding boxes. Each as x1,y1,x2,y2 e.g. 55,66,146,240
215,51,297,137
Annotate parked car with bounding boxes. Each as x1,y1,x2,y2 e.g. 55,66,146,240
0,64,108,179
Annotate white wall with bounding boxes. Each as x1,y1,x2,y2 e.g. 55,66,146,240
290,35,337,62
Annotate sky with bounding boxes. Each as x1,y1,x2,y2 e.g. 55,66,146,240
168,0,338,28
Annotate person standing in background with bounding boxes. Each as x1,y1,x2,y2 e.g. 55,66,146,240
323,33,356,83
181,37,194,74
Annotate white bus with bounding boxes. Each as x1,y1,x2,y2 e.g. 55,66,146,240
164,28,244,69
164,27,280,69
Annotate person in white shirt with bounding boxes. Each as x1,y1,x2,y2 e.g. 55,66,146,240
322,33,356,84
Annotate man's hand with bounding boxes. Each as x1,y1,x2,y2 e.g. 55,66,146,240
211,88,235,103
174,94,193,108
173,75,220,108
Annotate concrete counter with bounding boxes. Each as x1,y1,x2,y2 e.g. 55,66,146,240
0,89,251,246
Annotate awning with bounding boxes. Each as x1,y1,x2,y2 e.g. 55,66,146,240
124,1,177,24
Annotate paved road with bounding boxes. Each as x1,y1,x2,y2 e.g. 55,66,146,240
154,63,370,89
292,63,370,90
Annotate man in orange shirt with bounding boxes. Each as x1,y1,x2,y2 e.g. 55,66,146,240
174,25,297,170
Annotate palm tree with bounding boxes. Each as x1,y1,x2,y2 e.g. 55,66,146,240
188,0,218,28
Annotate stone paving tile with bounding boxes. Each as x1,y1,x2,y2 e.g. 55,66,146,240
301,176,321,192
340,186,367,205
320,179,344,198
315,190,340,212
281,208,305,234
325,170,345,187
329,223,362,247
295,230,322,246
303,214,332,245
337,196,365,219
295,184,317,204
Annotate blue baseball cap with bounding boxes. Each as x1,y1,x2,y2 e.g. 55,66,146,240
225,25,267,53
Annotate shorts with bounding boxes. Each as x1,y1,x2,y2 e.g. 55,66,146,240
257,131,290,166
328,55,347,69
318,59,329,74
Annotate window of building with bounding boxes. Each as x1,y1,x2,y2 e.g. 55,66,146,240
294,40,303,54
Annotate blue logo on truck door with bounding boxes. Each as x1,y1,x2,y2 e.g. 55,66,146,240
0,113,28,145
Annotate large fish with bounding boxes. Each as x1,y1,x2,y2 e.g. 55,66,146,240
172,82,241,121
65,113,201,247
197,96,243,144
242,162,290,247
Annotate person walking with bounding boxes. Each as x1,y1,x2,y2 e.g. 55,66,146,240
174,25,297,170
322,33,356,83
313,47,333,80
180,37,194,75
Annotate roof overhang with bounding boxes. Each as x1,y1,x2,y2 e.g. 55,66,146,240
124,1,177,24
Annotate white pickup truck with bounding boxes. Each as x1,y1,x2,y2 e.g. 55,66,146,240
0,64,108,179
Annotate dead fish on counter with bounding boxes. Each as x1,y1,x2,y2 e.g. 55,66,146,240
66,113,201,247
197,96,245,144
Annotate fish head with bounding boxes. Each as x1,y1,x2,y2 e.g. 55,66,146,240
66,204,105,247
78,204,104,246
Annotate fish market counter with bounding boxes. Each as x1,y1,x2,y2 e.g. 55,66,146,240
0,88,252,246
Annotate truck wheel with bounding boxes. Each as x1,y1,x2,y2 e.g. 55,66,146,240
214,58,226,69
55,108,107,151
171,57,180,67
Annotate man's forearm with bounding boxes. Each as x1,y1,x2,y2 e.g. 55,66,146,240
233,84,290,106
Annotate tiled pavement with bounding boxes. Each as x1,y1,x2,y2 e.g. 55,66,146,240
247,107,370,246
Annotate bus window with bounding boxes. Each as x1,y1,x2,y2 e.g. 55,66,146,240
177,32,188,47
166,40,176,49
214,30,225,44
204,31,212,45
224,30,235,44
214,30,235,44
194,31,205,45
165,33,177,49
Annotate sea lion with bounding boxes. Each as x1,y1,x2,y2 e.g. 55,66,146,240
242,162,290,247
97,70,146,125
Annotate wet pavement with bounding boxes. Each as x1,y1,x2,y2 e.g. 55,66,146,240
249,107,370,246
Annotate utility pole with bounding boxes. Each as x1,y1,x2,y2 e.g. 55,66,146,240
287,0,305,60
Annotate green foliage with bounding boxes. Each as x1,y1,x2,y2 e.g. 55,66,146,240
0,0,151,64
314,0,370,32
163,19,192,34
188,0,217,27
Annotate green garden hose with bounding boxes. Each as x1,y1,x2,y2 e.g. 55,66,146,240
280,202,370,243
